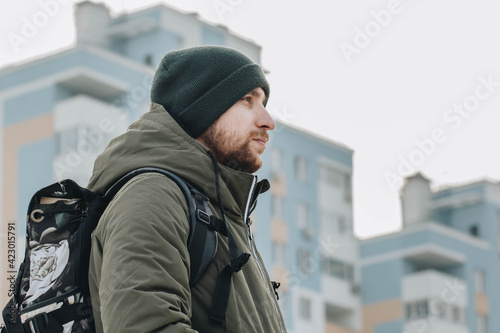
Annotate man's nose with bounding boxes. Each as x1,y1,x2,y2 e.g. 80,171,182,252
257,107,276,131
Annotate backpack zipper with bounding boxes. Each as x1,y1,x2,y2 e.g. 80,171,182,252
19,288,80,314
244,176,286,333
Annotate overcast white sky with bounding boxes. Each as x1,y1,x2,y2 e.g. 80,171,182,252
1,0,500,238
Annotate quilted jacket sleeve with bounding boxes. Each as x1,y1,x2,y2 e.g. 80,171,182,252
89,173,199,333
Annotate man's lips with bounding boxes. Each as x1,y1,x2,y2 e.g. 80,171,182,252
253,137,268,146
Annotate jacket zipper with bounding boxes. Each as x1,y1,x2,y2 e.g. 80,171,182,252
244,176,286,333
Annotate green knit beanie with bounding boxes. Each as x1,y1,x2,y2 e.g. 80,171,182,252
150,46,270,138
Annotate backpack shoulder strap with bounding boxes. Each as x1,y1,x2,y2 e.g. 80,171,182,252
104,167,216,286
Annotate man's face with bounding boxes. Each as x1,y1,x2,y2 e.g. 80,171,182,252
196,87,275,173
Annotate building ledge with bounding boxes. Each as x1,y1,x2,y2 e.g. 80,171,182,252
430,192,482,210
402,244,465,267
57,67,130,100
108,16,159,39
361,222,490,266
362,221,490,251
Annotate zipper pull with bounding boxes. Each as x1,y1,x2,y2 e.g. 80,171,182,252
246,219,253,240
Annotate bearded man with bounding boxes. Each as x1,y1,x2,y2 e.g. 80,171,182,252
87,46,287,333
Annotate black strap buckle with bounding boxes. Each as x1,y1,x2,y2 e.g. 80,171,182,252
197,209,210,224
25,313,49,333
228,252,251,272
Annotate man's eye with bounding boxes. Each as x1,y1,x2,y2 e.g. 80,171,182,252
242,97,251,102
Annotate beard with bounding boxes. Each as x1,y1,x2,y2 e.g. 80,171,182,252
198,121,267,174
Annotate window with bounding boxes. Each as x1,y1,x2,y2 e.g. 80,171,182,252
475,269,486,293
405,304,412,321
272,195,284,220
202,26,225,45
271,149,284,177
470,225,479,237
298,296,312,321
416,300,429,319
278,291,287,317
428,299,446,319
297,249,311,275
343,174,352,203
338,215,347,234
324,303,336,323
322,257,354,282
321,211,350,236
55,126,109,157
477,314,487,333
319,164,342,187
321,211,335,236
319,163,352,204
405,300,428,321
144,54,153,67
56,128,78,155
273,242,286,267
297,203,311,238
406,300,466,325
451,305,465,325
294,156,307,182
297,203,307,229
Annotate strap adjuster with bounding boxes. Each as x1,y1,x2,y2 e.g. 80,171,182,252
26,313,49,333
229,252,251,272
197,209,210,224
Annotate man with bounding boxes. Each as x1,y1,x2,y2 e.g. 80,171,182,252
87,46,287,332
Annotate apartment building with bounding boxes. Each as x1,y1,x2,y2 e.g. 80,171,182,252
256,123,358,333
360,173,500,333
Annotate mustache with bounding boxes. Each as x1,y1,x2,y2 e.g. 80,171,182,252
251,130,270,142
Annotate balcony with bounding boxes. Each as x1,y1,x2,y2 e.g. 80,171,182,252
402,270,468,333
52,95,129,185
403,270,467,305
322,275,359,310
403,320,469,333
324,302,360,333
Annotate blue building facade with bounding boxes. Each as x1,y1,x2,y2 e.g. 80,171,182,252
360,173,500,333
256,123,358,333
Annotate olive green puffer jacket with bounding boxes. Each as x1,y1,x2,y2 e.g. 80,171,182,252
87,103,286,333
